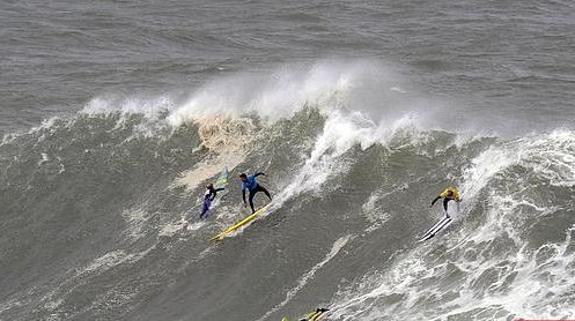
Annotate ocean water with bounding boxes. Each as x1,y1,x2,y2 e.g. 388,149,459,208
1,1,574,320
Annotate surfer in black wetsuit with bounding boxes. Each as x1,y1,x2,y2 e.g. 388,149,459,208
200,184,225,219
240,172,272,213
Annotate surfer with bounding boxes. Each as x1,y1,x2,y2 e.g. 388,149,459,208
200,184,225,219
240,172,272,213
430,187,461,218
281,308,329,321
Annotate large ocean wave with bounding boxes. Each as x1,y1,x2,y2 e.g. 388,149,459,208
1,61,574,321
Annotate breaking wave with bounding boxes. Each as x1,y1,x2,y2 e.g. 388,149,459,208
1,60,574,321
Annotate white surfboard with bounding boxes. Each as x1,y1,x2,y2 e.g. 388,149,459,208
419,216,452,242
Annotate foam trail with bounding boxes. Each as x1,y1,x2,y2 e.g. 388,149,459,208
37,245,158,315
255,235,352,321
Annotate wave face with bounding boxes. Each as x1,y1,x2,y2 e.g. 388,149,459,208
1,60,575,321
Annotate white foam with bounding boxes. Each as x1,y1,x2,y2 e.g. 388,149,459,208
35,246,157,317
81,95,175,120
121,208,149,240
272,110,378,209
321,130,575,320
80,250,133,274
327,129,575,320
186,221,208,231
165,60,385,127
461,129,575,206
38,152,49,165
1,117,62,146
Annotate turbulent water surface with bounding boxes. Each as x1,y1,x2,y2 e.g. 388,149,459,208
1,1,575,321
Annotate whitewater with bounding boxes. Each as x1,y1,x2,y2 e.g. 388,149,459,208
1,1,575,321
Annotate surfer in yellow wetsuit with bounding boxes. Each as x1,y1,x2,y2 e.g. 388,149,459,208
430,187,461,218
281,308,329,321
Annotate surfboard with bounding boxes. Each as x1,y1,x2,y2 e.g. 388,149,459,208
209,204,270,241
214,167,229,190
419,216,452,242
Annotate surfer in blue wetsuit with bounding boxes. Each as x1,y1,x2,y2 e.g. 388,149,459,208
240,172,272,213
200,184,225,219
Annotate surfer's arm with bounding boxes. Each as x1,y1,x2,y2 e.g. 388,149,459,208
209,189,224,201
242,188,247,205
430,196,442,207
254,172,265,177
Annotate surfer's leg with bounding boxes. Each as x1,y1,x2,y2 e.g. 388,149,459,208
258,185,272,200
443,198,450,218
248,190,256,213
200,202,208,218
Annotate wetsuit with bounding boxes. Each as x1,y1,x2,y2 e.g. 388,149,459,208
200,186,225,219
431,187,461,217
242,172,272,213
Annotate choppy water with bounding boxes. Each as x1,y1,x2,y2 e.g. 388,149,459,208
1,1,574,321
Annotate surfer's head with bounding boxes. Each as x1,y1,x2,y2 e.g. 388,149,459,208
239,173,247,181
206,183,214,190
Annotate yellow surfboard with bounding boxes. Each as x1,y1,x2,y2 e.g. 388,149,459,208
209,204,270,241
